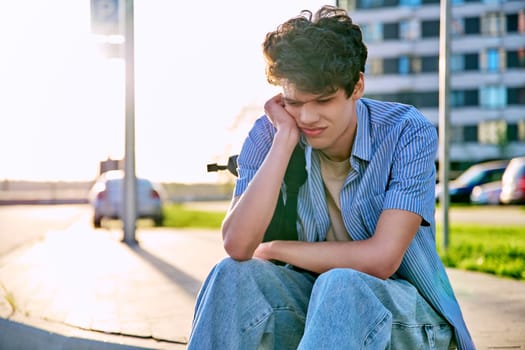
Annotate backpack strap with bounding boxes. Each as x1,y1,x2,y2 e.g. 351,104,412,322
262,144,306,242
206,144,307,242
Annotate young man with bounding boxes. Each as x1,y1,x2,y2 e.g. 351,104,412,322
188,5,474,349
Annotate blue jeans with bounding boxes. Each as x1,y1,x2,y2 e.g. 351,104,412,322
188,258,453,349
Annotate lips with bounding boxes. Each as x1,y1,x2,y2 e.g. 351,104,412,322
300,127,325,137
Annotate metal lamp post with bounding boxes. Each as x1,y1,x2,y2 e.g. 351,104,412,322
122,0,137,245
438,0,451,251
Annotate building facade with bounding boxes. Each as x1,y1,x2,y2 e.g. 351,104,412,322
337,0,525,173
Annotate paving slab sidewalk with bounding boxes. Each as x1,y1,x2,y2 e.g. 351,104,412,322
0,222,227,350
0,219,524,349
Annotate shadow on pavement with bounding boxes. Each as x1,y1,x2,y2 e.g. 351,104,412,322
129,244,202,298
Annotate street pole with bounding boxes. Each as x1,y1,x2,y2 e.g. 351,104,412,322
123,0,137,245
438,0,451,251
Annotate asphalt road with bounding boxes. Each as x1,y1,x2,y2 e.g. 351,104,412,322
435,205,525,226
0,204,88,256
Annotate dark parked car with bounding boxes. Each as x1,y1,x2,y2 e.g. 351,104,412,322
436,160,509,203
500,156,525,205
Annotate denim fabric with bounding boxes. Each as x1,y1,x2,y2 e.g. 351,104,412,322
188,258,315,350
188,258,452,350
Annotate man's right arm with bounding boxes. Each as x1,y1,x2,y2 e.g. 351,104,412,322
221,95,300,261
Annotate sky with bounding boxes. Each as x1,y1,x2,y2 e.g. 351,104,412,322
0,0,331,184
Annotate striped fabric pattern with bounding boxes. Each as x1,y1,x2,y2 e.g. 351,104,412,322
233,98,474,349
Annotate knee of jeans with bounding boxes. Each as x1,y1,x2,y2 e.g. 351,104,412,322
213,257,267,279
317,268,361,286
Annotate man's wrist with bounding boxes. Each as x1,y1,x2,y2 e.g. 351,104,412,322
273,129,300,153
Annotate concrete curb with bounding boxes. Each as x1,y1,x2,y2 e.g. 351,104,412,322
0,317,151,350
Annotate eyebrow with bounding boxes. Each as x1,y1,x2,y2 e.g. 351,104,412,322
283,92,336,104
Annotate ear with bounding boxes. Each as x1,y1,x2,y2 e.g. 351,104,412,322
352,72,365,100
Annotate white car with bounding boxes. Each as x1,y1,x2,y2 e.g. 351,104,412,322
88,170,164,228
470,181,502,205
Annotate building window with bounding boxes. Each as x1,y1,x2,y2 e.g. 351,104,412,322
451,55,464,72
421,19,440,38
400,0,421,8
451,126,464,143
507,49,525,68
384,0,399,6
479,120,506,145
421,55,438,72
483,48,504,72
453,16,484,36
464,125,478,142
399,56,410,74
356,0,380,9
507,11,525,34
507,13,518,33
357,0,399,9
451,53,478,72
518,120,525,141
464,17,481,35
452,89,479,107
337,0,353,11
383,22,400,40
482,12,505,36
411,57,422,73
464,53,479,70
518,10,525,33
396,92,414,106
364,91,438,107
480,85,507,108
383,57,399,74
414,91,438,108
507,86,525,105
400,19,420,40
451,90,464,107
507,123,519,142
451,17,465,36
487,49,499,71
367,58,383,75
464,90,479,106
361,23,382,43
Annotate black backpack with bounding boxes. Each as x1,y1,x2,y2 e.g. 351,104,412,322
207,145,306,242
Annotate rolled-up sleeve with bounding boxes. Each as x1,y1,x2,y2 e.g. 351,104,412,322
383,118,438,226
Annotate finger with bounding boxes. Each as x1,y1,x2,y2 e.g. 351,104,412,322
265,94,280,108
273,93,284,106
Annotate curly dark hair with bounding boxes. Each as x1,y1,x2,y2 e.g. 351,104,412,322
263,5,368,97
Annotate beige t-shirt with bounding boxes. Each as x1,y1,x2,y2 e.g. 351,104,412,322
319,152,352,241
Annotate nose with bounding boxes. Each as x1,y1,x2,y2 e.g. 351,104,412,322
298,105,319,125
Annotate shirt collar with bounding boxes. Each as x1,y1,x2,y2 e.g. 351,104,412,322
353,99,372,162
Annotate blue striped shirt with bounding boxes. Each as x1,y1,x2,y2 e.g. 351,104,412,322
234,98,474,349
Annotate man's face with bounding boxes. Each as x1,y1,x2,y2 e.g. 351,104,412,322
282,81,363,161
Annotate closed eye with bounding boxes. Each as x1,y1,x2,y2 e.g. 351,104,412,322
283,93,336,107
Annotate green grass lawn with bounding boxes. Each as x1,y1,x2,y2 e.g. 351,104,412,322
162,203,226,229
437,224,525,280
161,203,525,280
